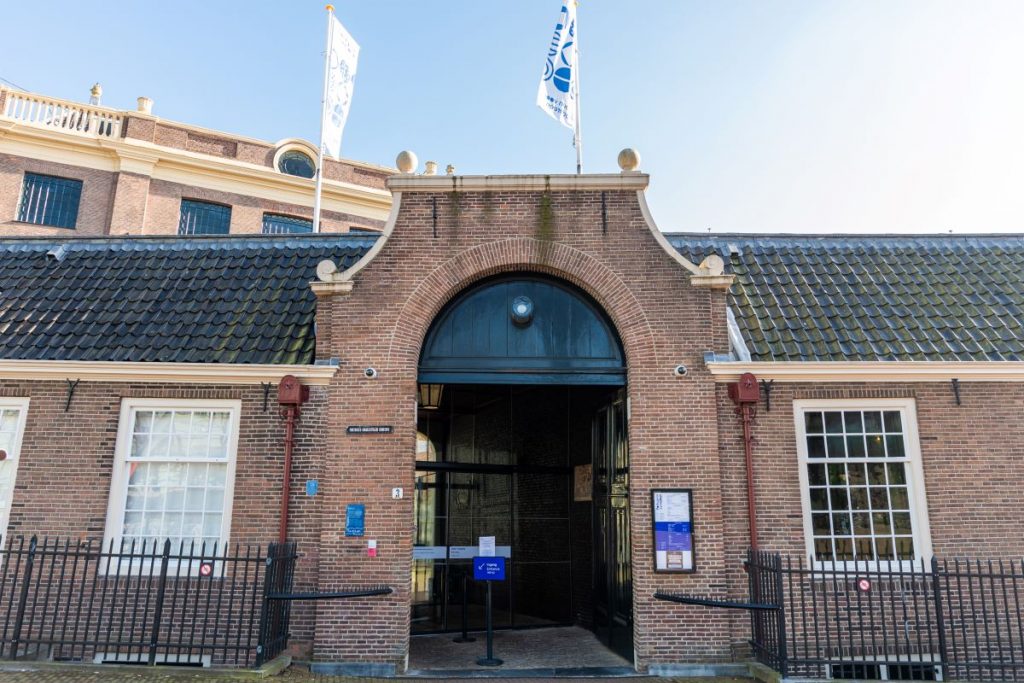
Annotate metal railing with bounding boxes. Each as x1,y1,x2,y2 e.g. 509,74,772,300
1,91,123,138
0,536,296,668
748,549,1024,681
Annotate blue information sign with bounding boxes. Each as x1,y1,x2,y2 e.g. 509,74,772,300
345,503,365,537
473,556,506,581
305,479,318,496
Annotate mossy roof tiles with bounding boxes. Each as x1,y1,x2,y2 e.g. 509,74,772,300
668,233,1024,362
0,234,375,365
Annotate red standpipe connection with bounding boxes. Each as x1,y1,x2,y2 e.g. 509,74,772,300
728,372,760,549
277,375,309,543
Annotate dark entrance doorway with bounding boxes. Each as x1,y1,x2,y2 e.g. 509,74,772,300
592,393,633,660
412,276,633,666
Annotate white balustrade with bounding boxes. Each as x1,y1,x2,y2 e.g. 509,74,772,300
1,90,123,138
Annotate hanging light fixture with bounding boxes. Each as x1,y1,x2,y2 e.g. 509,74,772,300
418,383,444,410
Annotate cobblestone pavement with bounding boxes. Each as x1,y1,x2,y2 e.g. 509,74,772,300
0,663,752,682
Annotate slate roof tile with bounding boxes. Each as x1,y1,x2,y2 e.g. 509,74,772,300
669,233,1024,362
0,234,375,365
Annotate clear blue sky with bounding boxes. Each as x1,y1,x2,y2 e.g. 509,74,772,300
4,1,1023,233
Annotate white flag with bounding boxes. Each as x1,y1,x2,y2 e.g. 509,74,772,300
536,2,578,131
322,15,360,159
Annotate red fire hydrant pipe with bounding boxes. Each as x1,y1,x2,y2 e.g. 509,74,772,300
729,372,760,550
279,404,298,544
740,402,759,549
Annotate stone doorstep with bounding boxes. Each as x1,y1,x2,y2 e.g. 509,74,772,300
0,654,291,679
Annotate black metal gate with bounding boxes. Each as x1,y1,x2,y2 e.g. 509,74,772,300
748,549,1024,681
0,536,296,668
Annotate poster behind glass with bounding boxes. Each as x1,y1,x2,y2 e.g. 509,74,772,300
652,489,694,572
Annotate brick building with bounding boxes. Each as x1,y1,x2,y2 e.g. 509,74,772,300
0,85,391,237
0,138,1021,679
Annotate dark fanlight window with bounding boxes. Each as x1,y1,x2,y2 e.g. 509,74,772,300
17,172,82,229
277,150,316,179
178,199,231,235
262,213,313,235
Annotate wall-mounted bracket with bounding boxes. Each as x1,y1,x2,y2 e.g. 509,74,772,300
601,191,608,234
432,196,438,238
760,379,775,412
951,378,962,406
261,382,272,412
64,378,81,412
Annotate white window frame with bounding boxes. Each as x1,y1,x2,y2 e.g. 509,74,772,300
103,398,241,575
793,398,933,569
0,398,30,543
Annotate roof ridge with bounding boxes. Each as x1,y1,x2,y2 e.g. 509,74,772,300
0,233,381,252
665,232,1024,240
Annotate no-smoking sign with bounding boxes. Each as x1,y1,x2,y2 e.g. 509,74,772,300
856,578,871,592
199,561,215,577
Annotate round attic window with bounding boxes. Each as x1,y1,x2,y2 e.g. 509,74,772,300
277,150,316,178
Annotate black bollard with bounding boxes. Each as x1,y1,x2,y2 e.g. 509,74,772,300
475,579,502,667
453,570,475,643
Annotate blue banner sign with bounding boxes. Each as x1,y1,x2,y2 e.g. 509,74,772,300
345,503,365,537
473,556,506,581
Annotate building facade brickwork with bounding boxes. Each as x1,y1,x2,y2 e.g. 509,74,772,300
0,87,392,237
310,179,735,671
0,159,1019,676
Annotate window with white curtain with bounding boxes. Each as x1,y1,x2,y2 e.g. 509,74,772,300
104,399,240,556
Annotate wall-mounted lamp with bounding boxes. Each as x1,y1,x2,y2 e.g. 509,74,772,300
418,383,444,410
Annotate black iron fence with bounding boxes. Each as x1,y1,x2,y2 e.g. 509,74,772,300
748,549,1024,681
0,536,296,668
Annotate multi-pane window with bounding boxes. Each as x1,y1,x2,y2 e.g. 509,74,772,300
178,199,231,235
0,400,29,539
106,401,239,553
262,213,312,234
17,172,82,229
797,401,929,563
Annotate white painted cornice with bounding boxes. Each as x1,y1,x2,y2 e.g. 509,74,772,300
386,173,650,192
706,361,1024,383
0,360,337,385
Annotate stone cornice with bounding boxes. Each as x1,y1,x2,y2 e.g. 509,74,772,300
0,360,337,385
386,173,650,192
706,361,1024,383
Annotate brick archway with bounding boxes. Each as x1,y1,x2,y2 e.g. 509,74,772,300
382,236,661,376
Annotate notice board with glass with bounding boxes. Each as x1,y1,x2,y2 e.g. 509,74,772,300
651,489,694,573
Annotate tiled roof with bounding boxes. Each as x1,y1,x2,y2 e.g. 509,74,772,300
0,235,375,365
668,234,1024,362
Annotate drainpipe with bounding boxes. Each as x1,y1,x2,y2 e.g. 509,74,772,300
728,372,760,549
277,376,310,543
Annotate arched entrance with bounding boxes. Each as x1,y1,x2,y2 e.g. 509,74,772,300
410,275,633,667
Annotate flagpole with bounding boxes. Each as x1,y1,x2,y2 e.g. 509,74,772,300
312,4,335,234
573,1,582,174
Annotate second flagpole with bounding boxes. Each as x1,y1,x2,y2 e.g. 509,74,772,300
574,1,583,174
312,4,335,234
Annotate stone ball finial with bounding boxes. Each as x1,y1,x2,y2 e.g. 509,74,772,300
699,254,726,276
136,96,154,115
396,150,418,174
617,148,641,172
